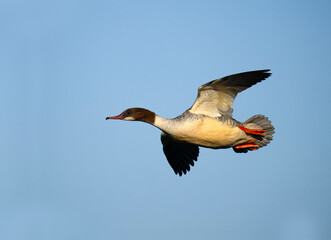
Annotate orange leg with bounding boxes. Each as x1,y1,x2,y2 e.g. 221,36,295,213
238,126,266,136
234,140,259,151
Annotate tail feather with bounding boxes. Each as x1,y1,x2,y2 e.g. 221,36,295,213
233,115,274,153
243,114,275,148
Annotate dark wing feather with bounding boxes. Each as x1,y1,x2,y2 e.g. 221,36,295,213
190,70,271,117
160,132,199,176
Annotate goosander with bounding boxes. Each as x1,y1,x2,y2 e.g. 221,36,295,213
106,70,275,176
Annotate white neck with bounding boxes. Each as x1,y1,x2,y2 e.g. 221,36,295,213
153,115,179,134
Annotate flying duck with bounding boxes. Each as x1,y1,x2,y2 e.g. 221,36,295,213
106,70,275,176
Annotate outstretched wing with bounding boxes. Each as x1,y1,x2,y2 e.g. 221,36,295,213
189,70,271,117
161,132,199,176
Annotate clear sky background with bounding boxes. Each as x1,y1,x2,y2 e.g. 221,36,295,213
1,0,331,239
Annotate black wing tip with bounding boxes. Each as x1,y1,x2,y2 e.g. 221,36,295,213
176,170,187,177
243,69,271,82
173,160,196,176
175,160,198,176
257,69,272,77
248,69,271,76
253,69,270,72
244,69,271,74
261,68,271,74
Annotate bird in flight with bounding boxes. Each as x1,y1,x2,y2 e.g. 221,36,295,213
106,70,275,176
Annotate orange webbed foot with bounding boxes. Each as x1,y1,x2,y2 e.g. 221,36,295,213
238,126,266,136
234,140,259,150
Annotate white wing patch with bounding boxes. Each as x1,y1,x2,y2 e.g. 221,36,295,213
189,87,237,117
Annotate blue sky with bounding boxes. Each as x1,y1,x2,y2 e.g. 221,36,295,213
1,0,331,239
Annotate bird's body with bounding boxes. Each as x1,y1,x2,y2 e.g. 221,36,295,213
154,112,245,149
106,70,275,176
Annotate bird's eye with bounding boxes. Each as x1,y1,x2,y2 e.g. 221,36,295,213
126,110,132,115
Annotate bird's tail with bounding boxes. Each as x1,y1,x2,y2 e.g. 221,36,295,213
233,115,275,153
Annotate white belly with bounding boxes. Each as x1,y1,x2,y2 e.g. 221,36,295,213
171,118,248,148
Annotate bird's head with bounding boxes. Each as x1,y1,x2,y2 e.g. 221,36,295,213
106,108,155,124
